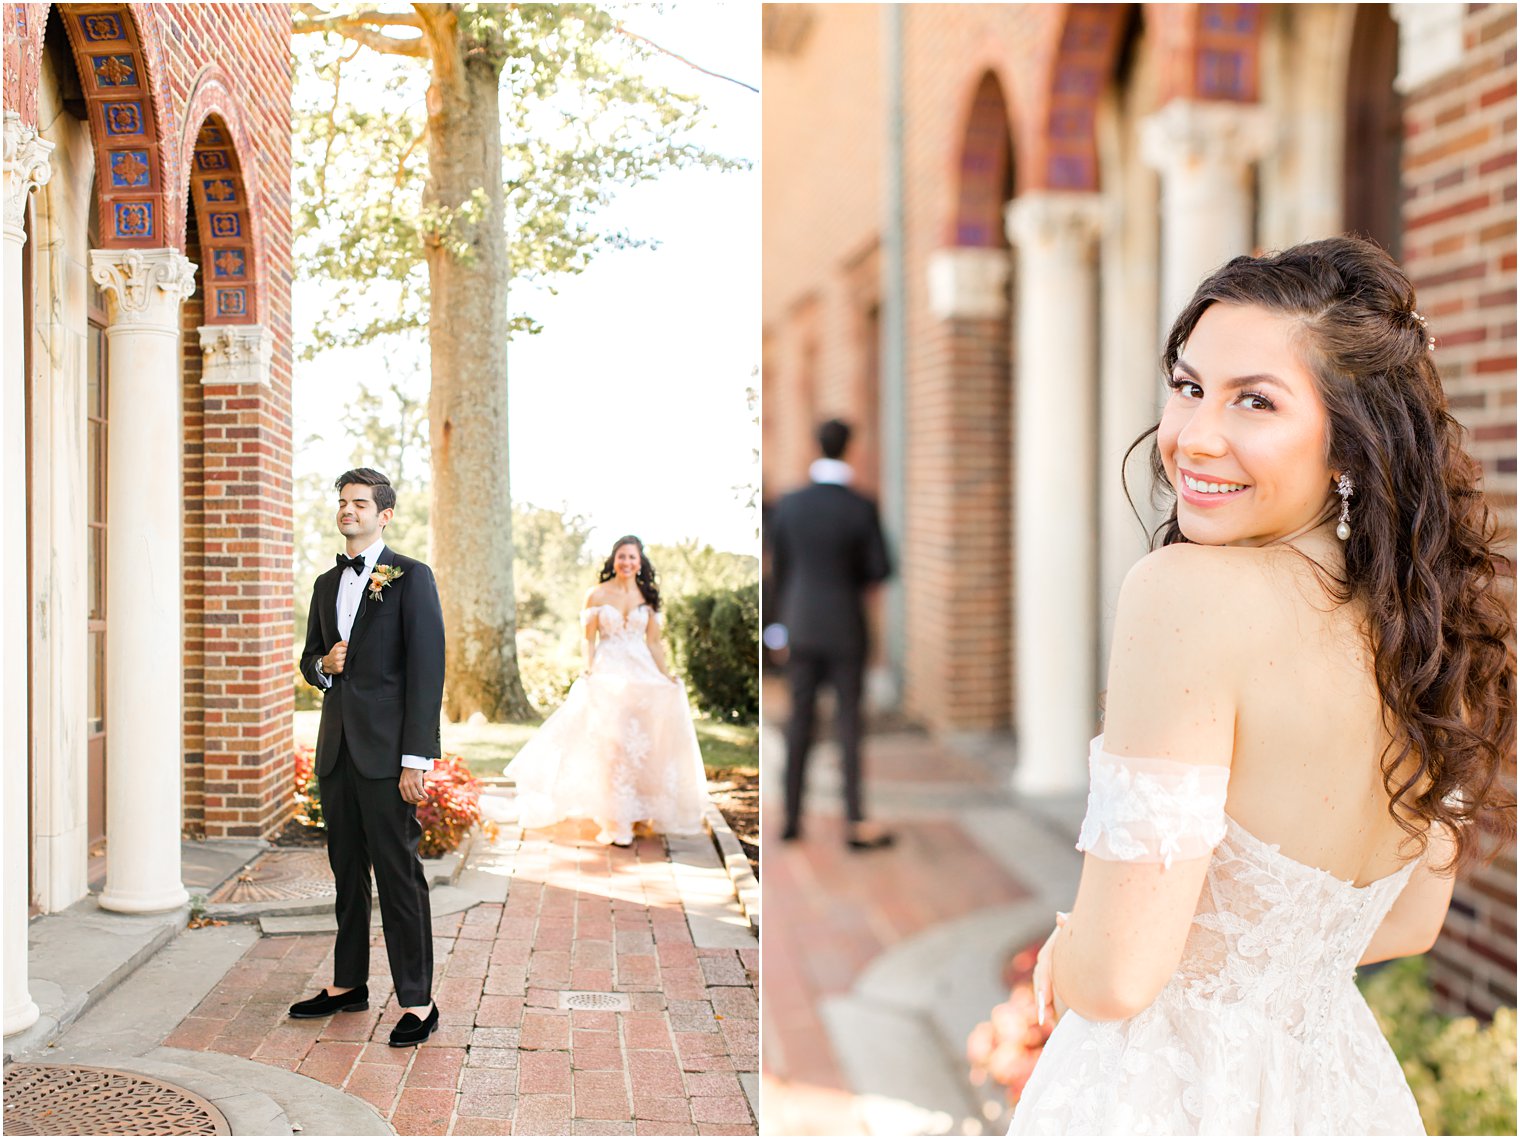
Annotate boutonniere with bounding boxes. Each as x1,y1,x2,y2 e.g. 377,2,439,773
368,564,405,602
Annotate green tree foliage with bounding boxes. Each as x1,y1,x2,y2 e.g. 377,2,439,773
292,4,743,352
665,583,759,724
291,2,744,721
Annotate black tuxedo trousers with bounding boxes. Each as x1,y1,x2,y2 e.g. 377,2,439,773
321,735,434,1006
784,649,866,829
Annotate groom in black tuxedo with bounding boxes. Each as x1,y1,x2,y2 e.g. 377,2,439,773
770,419,894,850
293,467,445,1047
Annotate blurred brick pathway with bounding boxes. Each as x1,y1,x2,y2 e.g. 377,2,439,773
165,819,758,1135
760,718,1032,1136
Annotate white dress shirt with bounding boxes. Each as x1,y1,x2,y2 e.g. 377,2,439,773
319,535,433,772
809,457,854,486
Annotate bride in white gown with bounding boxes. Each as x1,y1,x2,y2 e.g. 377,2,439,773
1009,238,1515,1136
506,535,709,846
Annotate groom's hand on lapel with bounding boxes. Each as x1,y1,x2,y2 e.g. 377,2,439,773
322,641,349,676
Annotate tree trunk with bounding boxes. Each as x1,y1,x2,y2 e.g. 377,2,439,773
422,8,534,721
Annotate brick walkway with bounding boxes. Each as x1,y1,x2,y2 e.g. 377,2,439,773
165,818,758,1135
759,717,1036,1137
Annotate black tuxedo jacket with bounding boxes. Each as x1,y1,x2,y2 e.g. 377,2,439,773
770,482,891,659
300,546,445,779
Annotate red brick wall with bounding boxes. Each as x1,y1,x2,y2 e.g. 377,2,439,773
898,8,1025,732
155,4,295,839
182,207,207,833
1399,1,1517,1021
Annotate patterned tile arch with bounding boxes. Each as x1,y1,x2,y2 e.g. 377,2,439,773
952,72,1014,248
186,104,259,324
44,3,174,248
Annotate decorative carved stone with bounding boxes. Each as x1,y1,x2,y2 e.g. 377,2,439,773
198,323,272,386
3,110,56,239
1139,99,1274,177
1004,192,1106,254
88,248,197,327
1391,4,1466,94
927,247,1011,320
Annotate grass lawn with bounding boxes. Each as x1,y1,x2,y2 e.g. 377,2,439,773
292,710,757,779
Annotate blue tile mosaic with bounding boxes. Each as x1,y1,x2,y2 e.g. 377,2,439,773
103,100,144,136
90,54,138,88
113,201,154,240
109,150,151,188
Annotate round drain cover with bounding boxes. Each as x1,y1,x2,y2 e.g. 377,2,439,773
3,1063,231,1135
565,992,625,1010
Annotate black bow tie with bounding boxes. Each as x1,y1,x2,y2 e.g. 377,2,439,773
337,553,367,576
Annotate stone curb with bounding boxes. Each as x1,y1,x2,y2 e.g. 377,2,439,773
3,906,188,1063
704,800,760,935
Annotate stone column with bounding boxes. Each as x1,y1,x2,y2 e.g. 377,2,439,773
1141,99,1272,333
1005,192,1105,795
3,111,53,1036
90,247,196,914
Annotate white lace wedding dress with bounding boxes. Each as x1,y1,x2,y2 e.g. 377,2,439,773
506,604,709,843
1009,735,1425,1136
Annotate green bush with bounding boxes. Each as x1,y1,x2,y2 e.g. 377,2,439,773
1359,956,1517,1135
666,583,759,723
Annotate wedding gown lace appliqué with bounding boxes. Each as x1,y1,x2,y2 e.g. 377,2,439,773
506,604,709,841
1010,737,1425,1137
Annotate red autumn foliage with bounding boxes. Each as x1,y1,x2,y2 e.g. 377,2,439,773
291,747,491,858
417,754,493,858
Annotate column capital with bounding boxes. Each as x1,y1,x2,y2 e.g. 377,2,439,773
198,323,272,386
1004,191,1105,253
926,247,1010,321
1140,99,1274,174
89,248,197,329
3,110,55,241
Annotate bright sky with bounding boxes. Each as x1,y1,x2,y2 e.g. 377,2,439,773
291,2,760,557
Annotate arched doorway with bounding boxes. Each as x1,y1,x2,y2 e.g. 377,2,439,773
1343,4,1402,256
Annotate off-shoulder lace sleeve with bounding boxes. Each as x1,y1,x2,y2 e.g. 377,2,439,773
1076,734,1230,869
580,607,599,630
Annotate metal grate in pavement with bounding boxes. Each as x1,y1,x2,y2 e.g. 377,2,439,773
3,1063,231,1135
557,990,633,1011
207,849,336,903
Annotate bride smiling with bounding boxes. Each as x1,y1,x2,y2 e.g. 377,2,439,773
1009,237,1515,1135
505,534,709,847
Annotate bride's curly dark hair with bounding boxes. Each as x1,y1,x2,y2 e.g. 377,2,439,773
1126,236,1515,871
598,534,661,612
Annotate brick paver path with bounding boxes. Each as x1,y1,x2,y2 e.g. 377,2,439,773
166,819,758,1135
760,717,1029,1136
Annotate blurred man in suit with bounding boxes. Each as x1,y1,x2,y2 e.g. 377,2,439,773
770,419,894,849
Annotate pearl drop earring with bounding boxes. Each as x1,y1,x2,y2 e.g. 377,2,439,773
1335,473,1354,541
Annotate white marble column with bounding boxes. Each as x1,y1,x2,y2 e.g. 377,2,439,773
1141,99,1273,334
90,247,195,914
1005,192,1105,795
3,111,53,1035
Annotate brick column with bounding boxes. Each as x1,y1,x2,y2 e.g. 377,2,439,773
195,321,290,839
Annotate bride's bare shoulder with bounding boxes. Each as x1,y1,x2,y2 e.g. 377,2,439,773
584,585,609,609
1116,544,1295,657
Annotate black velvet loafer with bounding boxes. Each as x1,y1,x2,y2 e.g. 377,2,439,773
288,984,369,1018
388,1002,439,1047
